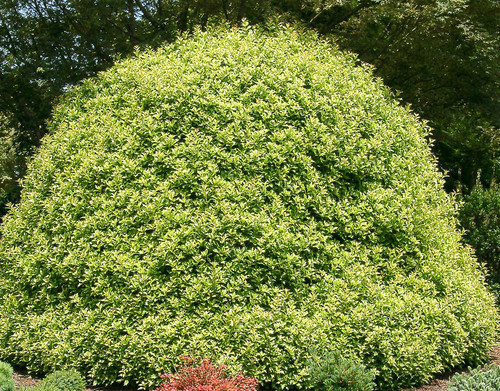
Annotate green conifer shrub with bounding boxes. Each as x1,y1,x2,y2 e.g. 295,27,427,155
19,370,85,391
0,25,497,390
0,361,15,391
40,370,85,391
447,365,500,391
307,350,375,391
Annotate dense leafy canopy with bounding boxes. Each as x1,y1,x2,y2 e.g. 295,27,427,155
0,27,496,390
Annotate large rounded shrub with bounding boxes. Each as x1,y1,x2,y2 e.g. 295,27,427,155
0,26,497,390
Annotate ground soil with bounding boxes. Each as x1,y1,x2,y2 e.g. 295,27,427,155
11,345,500,391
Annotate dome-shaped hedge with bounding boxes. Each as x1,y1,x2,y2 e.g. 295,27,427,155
0,26,497,390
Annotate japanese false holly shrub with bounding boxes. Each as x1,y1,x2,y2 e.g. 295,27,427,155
0,25,497,390
154,356,257,391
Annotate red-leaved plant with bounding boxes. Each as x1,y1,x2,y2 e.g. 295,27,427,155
154,356,258,391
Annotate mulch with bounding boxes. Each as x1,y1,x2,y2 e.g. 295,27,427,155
13,369,41,390
11,345,500,391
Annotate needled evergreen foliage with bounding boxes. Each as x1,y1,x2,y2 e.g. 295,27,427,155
19,370,86,391
0,26,496,391
40,370,86,391
307,350,375,391
447,365,500,391
0,361,14,391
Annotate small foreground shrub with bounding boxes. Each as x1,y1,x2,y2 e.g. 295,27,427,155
40,370,85,391
154,356,258,391
307,350,375,391
0,361,14,391
447,365,500,391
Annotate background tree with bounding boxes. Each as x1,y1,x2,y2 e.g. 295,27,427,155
0,113,22,217
326,0,500,191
